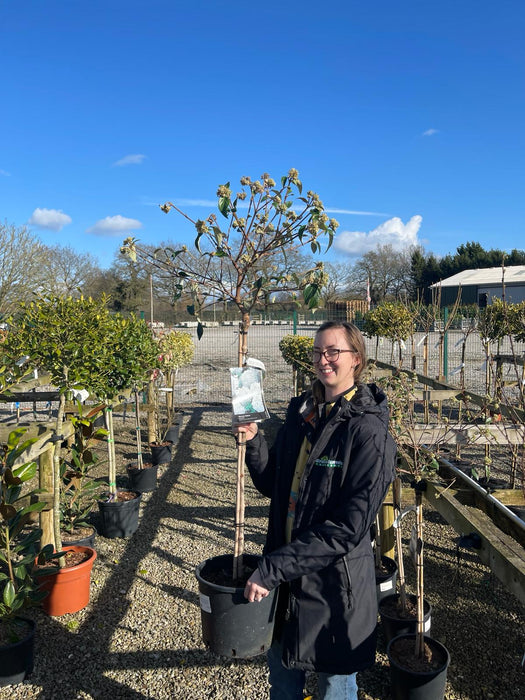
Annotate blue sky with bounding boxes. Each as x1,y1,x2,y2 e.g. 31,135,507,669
1,1,524,269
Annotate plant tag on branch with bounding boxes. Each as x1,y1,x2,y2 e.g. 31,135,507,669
230,365,269,425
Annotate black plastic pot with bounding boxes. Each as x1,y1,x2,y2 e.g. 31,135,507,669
150,443,172,466
376,555,398,604
127,463,158,493
61,525,97,549
195,553,277,659
164,413,183,446
379,593,432,643
97,490,142,538
387,633,450,700
0,617,35,686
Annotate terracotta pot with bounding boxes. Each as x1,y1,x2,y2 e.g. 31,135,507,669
37,545,97,616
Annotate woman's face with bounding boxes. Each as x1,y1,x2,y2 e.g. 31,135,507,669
313,327,360,401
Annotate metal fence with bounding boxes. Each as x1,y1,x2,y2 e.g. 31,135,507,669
169,321,525,406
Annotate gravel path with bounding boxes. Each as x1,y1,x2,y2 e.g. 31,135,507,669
2,403,524,699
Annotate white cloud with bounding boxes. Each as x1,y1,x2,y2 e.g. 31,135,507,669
113,154,147,167
422,128,439,136
333,215,423,256
87,215,142,237
28,208,72,231
0,169,11,177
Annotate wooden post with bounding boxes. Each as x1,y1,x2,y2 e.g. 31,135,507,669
378,493,395,560
39,447,55,548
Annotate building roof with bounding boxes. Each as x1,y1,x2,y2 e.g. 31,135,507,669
430,265,525,288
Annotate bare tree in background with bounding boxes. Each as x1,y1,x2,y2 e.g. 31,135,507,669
347,243,415,303
40,245,101,297
0,221,49,315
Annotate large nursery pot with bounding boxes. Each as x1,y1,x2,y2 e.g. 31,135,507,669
387,633,450,700
38,545,97,617
61,525,97,549
195,553,277,659
98,490,142,538
375,555,398,604
379,593,432,643
127,462,158,493
150,442,172,466
164,412,183,446
0,617,35,686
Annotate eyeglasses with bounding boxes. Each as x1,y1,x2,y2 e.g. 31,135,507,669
312,348,357,363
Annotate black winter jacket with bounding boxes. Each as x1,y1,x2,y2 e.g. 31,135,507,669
245,383,397,674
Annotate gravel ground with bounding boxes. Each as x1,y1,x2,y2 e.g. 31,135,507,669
2,403,524,699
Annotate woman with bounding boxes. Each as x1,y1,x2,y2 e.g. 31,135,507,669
234,321,396,700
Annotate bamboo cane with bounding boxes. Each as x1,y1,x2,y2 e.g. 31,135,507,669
393,477,407,611
134,387,143,469
233,430,246,582
415,490,425,657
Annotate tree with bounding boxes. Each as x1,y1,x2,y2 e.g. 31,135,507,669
349,244,414,303
321,262,353,304
40,245,101,297
122,168,338,579
0,221,49,316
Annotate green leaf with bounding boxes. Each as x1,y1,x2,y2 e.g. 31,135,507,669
194,232,203,253
2,579,15,608
303,284,321,309
197,322,204,341
187,305,195,317
218,197,230,218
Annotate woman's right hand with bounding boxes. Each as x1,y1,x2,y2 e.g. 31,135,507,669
232,422,258,441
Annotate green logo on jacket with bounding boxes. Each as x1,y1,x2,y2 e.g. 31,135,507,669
314,456,343,469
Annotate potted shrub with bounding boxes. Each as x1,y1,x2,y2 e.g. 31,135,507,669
0,421,47,685
91,313,159,535
3,296,112,610
278,334,315,396
123,168,336,657
156,329,194,445
377,369,451,699
378,477,432,643
60,406,107,547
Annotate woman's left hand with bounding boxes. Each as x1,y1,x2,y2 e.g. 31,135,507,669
244,578,270,602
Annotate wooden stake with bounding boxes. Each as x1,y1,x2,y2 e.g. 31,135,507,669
233,430,246,581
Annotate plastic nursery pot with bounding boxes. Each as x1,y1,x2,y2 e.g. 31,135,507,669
387,633,450,700
38,545,97,617
150,442,172,466
127,462,158,493
61,525,97,549
195,553,277,659
0,617,35,686
375,555,398,604
97,490,142,538
379,593,432,644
